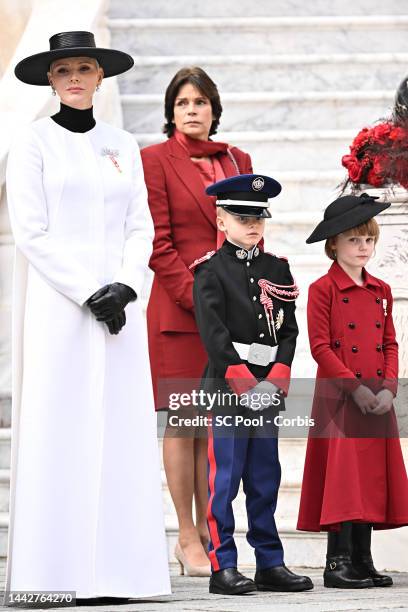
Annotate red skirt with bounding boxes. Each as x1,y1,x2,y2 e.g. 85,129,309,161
297,436,408,532
147,313,208,410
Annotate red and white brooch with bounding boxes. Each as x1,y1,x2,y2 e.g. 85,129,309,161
101,147,122,173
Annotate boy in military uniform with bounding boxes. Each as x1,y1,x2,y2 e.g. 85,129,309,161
190,174,314,595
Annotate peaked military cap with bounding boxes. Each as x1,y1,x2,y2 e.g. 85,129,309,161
206,174,282,218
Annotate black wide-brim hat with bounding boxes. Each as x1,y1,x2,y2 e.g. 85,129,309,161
306,193,391,243
14,31,134,85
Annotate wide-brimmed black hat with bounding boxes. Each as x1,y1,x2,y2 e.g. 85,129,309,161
306,193,390,243
14,31,134,85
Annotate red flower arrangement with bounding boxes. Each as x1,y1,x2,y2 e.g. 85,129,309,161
342,121,408,189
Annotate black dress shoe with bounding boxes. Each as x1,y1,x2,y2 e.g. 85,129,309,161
255,564,314,592
209,567,257,595
324,555,374,588
352,554,393,587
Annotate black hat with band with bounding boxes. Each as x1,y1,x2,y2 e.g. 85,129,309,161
14,31,134,85
306,193,390,244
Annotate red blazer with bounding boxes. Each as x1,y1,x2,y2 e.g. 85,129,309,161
141,136,252,333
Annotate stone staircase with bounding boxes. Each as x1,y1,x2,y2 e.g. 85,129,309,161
106,0,408,571
108,0,408,379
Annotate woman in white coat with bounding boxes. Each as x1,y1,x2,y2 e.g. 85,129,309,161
6,31,171,599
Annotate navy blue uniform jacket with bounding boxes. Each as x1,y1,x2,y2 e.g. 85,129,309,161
192,239,299,400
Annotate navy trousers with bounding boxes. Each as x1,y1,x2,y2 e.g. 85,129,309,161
207,413,284,571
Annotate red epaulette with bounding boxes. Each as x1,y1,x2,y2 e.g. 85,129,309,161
189,250,216,270
265,252,288,262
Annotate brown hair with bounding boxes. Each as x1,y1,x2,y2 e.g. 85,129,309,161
163,66,223,138
325,218,380,260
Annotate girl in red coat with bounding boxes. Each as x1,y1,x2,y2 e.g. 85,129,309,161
297,193,408,588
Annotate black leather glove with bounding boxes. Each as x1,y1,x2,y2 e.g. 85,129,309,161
87,282,136,321
105,310,126,335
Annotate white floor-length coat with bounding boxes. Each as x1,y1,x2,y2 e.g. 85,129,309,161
5,117,171,597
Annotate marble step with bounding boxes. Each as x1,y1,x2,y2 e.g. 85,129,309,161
109,0,408,18
269,171,343,213
118,53,408,94
165,524,408,571
0,471,9,513
121,90,394,133
162,484,305,529
136,129,356,172
160,438,310,523
109,16,408,56
265,218,323,262
0,513,327,567
166,525,327,570
0,513,8,557
0,430,10,471
0,431,10,516
0,518,406,572
0,396,10,429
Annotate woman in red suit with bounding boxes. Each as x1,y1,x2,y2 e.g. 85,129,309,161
141,67,252,576
297,194,408,589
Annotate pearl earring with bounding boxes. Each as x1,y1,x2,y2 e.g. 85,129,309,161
51,86,56,96
96,84,101,92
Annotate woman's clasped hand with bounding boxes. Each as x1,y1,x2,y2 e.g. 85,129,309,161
87,282,137,334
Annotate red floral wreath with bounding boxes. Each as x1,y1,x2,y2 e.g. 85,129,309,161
342,121,408,189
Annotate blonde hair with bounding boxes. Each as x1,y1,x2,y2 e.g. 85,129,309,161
325,218,380,260
216,206,227,218
49,57,100,71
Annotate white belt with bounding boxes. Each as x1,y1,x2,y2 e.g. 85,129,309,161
233,342,278,367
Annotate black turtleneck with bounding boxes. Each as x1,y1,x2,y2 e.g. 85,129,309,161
51,103,96,133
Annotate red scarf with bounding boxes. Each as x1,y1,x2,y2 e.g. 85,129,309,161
174,129,229,157
174,130,232,249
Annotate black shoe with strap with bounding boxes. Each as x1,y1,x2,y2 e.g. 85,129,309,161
324,554,374,588
324,522,374,589
209,567,257,595
255,564,314,592
351,523,393,587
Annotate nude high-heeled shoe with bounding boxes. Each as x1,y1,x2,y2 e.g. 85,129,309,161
174,541,211,577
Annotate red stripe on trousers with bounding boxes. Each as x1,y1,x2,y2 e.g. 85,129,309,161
207,419,221,571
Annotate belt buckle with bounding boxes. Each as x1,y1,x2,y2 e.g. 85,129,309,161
247,342,271,366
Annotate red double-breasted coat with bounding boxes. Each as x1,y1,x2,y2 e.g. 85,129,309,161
141,136,252,409
297,261,408,531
